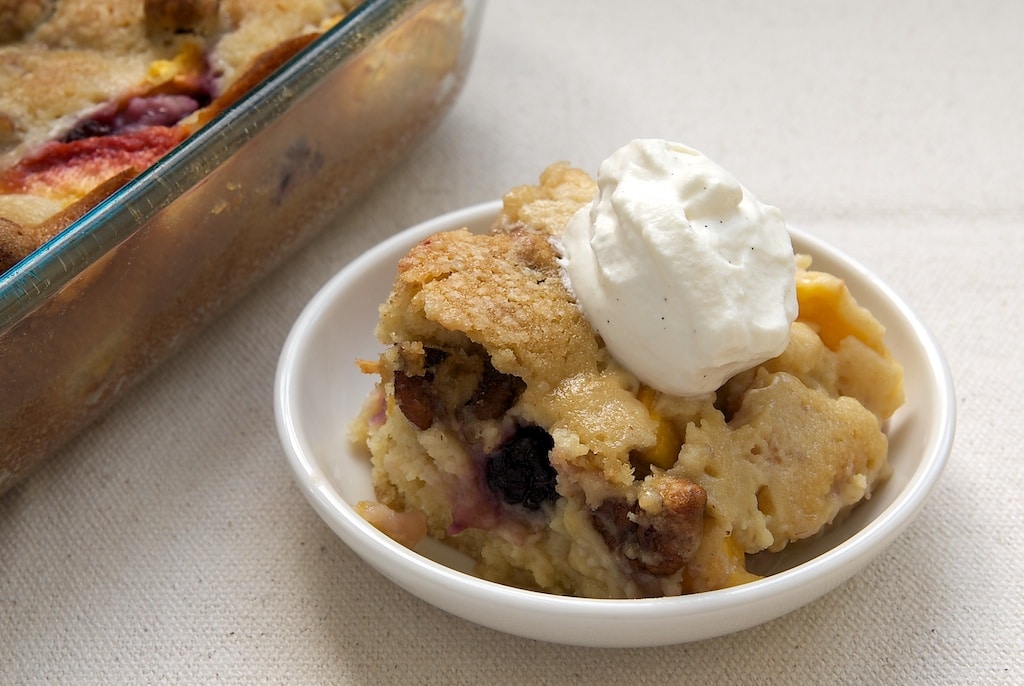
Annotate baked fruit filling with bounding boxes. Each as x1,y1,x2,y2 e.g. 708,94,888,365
0,51,209,203
352,163,905,599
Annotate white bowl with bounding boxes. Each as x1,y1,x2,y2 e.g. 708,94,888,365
274,201,955,648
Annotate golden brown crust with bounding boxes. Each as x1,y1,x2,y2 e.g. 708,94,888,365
0,216,33,268
0,168,137,271
495,162,597,236
385,228,601,389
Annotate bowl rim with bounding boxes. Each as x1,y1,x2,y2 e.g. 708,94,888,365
275,200,956,638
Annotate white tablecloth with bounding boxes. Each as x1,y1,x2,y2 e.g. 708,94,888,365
4,1,1022,682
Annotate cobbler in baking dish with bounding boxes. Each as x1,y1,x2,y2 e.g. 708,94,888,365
0,0,361,272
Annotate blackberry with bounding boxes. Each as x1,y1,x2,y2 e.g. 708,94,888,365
62,117,115,143
485,425,557,510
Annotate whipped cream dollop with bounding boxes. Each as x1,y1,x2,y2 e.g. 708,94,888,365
560,139,798,397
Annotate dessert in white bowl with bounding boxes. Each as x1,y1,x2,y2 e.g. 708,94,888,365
350,141,903,598
275,143,954,644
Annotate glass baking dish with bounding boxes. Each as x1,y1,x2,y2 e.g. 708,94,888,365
0,0,483,493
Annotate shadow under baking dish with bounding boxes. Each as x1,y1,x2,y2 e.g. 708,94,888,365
274,201,955,648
